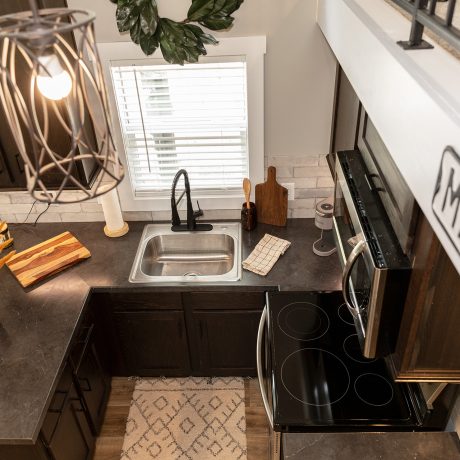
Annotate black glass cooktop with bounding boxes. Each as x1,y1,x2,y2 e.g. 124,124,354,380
267,291,421,429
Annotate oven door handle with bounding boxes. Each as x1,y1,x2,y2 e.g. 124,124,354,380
342,239,366,318
256,305,274,429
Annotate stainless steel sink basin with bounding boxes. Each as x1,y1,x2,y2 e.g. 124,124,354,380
129,223,241,283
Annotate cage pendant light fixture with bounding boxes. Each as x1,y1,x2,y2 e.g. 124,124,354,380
0,1,124,203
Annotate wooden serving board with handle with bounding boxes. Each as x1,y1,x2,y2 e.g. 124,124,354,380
6,231,91,288
255,166,288,226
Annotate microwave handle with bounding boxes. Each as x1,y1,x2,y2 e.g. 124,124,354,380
342,239,366,318
256,305,274,429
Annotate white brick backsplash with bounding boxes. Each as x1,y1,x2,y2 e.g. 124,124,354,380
60,212,105,222
291,208,316,218
152,211,174,222
319,155,329,167
15,213,63,224
294,166,331,178
81,203,103,213
201,209,241,220
270,156,319,167
0,214,17,223
295,188,334,199
0,203,36,214
278,177,317,189
317,176,335,188
290,198,315,209
10,193,36,204
273,166,294,178
0,194,11,204
0,152,336,220
123,211,153,221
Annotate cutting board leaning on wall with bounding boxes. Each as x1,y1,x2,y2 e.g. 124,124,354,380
255,166,288,227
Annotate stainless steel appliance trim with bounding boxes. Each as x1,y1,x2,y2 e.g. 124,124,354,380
335,157,374,270
363,267,387,358
256,305,274,429
333,216,347,268
342,239,366,319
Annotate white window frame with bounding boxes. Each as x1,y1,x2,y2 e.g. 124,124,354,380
98,36,266,212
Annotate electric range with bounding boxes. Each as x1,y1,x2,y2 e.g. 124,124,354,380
257,291,434,458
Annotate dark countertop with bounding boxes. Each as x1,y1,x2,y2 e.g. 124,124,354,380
0,219,341,444
283,432,460,460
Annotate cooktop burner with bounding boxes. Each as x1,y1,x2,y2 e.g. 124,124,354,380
267,291,417,429
281,348,350,406
338,303,355,325
343,334,376,364
354,373,394,407
278,302,329,341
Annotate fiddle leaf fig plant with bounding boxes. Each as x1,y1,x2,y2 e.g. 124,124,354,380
109,0,244,65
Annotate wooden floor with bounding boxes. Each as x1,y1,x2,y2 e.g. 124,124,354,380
93,377,270,460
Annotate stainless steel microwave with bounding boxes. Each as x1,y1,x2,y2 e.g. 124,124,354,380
333,150,411,358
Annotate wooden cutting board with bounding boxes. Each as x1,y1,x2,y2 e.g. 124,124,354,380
6,232,91,288
255,166,288,226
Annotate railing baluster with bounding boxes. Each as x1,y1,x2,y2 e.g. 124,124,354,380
393,0,460,51
446,0,457,26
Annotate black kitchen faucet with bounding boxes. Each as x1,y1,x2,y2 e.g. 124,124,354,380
170,169,213,232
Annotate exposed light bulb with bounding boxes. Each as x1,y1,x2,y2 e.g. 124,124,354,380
36,54,72,101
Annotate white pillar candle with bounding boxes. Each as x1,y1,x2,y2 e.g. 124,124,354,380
99,186,129,237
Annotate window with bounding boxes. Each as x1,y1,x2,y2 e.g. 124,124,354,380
99,38,266,211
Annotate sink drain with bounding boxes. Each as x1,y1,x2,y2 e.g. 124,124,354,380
183,272,201,276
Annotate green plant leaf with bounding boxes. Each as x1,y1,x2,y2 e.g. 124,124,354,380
140,1,159,35
130,19,142,44
199,14,234,31
187,0,215,22
219,0,244,16
140,32,159,55
116,3,139,32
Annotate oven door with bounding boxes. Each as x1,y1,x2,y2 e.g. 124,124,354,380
333,156,378,355
256,304,281,460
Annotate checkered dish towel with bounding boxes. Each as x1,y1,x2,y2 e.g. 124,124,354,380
243,234,291,276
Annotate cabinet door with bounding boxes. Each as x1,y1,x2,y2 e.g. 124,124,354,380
76,340,111,435
192,309,262,376
48,384,94,460
114,310,190,376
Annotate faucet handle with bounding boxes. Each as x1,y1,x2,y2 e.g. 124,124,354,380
194,200,204,218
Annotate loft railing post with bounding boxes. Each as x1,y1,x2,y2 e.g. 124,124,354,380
397,0,434,49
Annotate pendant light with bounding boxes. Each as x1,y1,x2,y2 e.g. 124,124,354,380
0,1,124,203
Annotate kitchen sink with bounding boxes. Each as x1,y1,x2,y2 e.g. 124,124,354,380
129,223,241,283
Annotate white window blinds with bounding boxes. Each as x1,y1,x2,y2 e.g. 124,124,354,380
111,61,249,195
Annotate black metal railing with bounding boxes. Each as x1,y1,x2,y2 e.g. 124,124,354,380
392,0,460,51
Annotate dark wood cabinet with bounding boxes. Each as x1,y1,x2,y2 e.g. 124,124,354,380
93,290,265,377
46,382,94,460
191,309,262,376
70,323,111,435
184,291,265,376
113,310,190,376
39,363,95,460
392,215,460,382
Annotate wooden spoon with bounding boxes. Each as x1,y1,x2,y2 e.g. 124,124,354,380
243,177,251,209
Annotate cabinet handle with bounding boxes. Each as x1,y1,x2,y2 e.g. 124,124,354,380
48,390,68,414
78,377,92,392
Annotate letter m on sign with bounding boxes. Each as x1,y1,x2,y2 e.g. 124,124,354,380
432,146,460,255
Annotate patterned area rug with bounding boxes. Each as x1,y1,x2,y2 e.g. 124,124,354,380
120,377,247,460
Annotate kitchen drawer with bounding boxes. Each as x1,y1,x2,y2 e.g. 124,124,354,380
41,363,74,445
184,291,265,310
104,292,182,311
